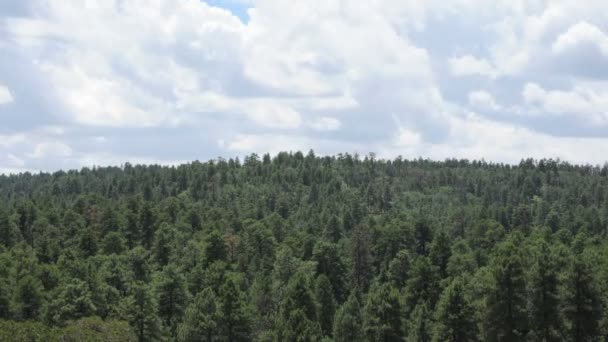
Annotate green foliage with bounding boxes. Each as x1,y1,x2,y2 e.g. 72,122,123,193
433,278,479,342
363,282,403,341
562,254,604,342
484,240,529,341
333,293,364,342
177,288,219,342
0,153,607,340
527,242,562,341
315,274,336,337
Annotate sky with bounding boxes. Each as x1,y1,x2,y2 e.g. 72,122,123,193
1,0,608,173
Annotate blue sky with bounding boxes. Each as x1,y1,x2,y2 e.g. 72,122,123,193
205,0,251,22
2,0,608,173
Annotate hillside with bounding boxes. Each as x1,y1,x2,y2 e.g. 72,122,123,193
1,152,607,341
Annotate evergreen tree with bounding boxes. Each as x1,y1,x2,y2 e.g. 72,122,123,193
312,241,347,302
314,274,336,337
363,283,403,341
408,303,432,342
429,230,452,279
404,256,440,315
351,225,372,292
13,274,43,321
125,282,161,342
0,208,18,248
433,278,478,342
177,288,219,342
155,264,188,335
218,276,251,341
204,230,227,266
528,242,561,341
484,241,528,342
387,249,410,288
276,272,321,341
333,293,364,342
562,255,603,342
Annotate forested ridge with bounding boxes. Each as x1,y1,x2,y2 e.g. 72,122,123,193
1,151,608,341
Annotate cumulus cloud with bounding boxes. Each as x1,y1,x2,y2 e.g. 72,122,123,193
2,0,608,171
309,117,341,131
468,90,501,111
523,82,608,124
0,84,13,105
552,21,608,56
28,141,73,159
449,55,497,78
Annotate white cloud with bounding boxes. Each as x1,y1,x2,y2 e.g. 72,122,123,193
523,82,608,123
28,141,73,159
309,117,341,131
449,55,497,78
394,127,422,147
2,0,608,169
7,154,25,167
0,133,26,148
552,21,608,56
468,90,500,111
0,84,14,105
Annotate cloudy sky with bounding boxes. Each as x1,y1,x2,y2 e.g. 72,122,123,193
1,0,608,173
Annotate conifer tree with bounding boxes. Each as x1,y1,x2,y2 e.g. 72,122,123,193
315,274,336,337
177,288,219,342
562,255,603,342
408,303,432,342
363,283,403,341
484,241,528,342
433,278,478,342
528,242,561,341
333,293,364,342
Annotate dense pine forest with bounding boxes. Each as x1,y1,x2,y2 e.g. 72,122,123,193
1,151,608,341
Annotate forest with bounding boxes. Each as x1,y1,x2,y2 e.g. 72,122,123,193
1,151,608,341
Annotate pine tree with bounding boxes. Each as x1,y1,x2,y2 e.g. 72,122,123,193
404,256,440,315
177,288,219,342
315,274,336,337
13,274,43,321
429,230,452,279
204,230,227,266
324,215,342,243
218,276,250,341
139,202,157,249
484,241,528,342
351,225,372,292
155,264,188,335
387,249,410,288
562,255,603,342
333,293,364,342
312,241,346,302
408,303,432,342
528,242,561,341
433,278,478,342
0,207,18,248
363,283,403,341
125,282,162,342
276,272,321,341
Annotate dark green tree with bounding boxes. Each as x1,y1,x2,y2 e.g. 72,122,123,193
562,255,603,342
433,278,479,342
177,288,219,342
314,274,336,337
484,241,528,342
218,276,250,341
408,303,432,342
363,282,403,341
155,264,188,335
527,242,561,342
